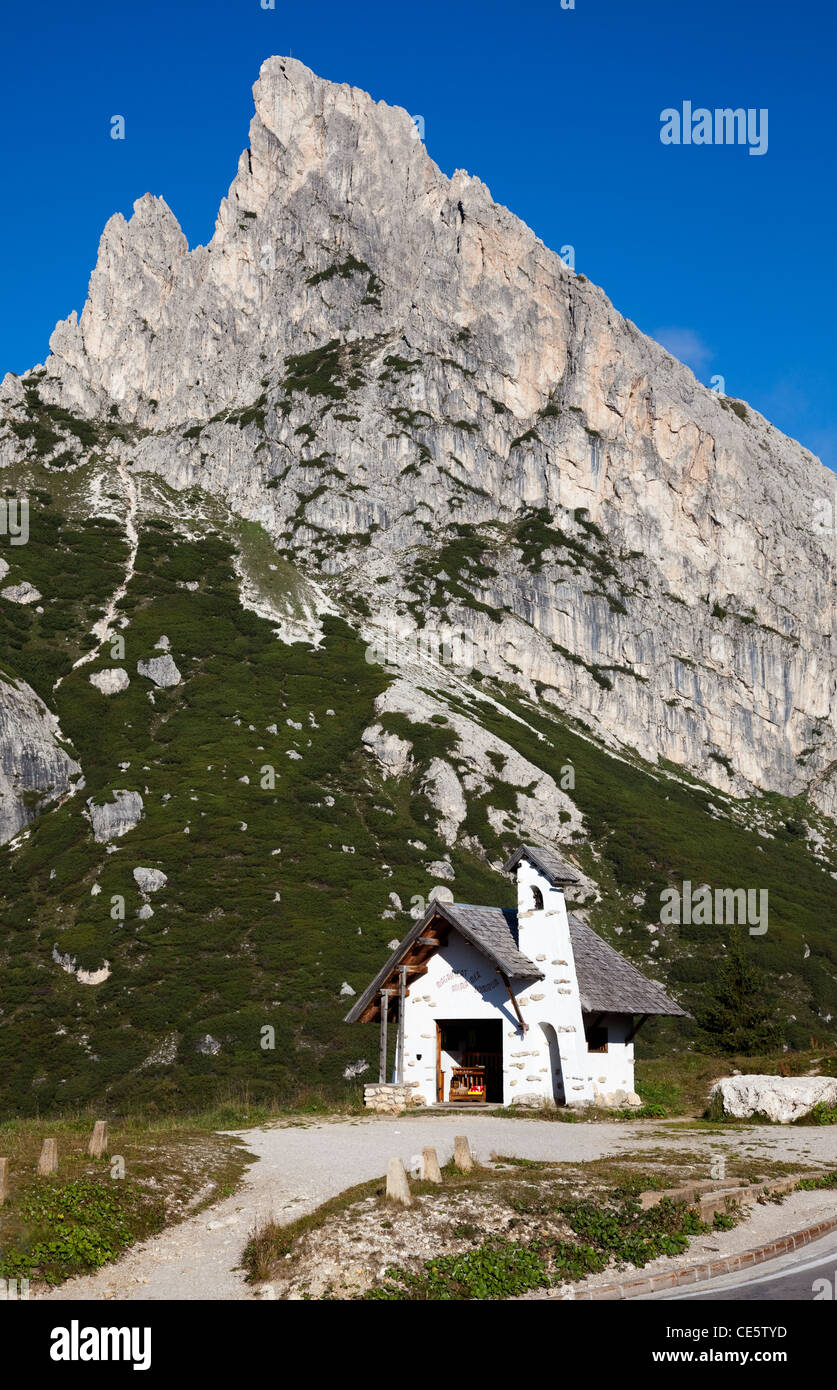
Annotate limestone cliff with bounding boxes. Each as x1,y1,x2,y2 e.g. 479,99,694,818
1,55,834,818
0,675,79,842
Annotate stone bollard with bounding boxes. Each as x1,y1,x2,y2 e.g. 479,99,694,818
37,1139,58,1177
421,1147,442,1183
0,1157,7,1205
88,1120,109,1158
453,1135,474,1172
386,1156,413,1206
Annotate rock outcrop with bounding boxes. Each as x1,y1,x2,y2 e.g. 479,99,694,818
89,668,130,695
52,945,111,986
0,55,834,819
137,654,181,688
85,789,144,843
133,866,167,893
0,676,79,844
2,582,42,605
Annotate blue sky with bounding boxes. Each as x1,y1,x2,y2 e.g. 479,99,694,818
1,0,834,467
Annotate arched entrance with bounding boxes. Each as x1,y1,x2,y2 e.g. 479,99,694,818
539,1022,565,1105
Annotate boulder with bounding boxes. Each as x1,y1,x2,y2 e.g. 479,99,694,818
137,654,181,688
710,1074,837,1123
133,866,167,893
89,668,130,695
86,789,143,843
2,581,41,605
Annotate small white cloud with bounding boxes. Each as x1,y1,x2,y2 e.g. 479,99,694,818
654,326,713,374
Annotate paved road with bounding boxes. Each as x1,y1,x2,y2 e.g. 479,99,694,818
651,1227,837,1302
41,1115,837,1302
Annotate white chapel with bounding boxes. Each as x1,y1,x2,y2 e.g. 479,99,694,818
346,844,688,1108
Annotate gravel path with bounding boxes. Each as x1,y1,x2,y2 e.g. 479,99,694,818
41,1116,837,1302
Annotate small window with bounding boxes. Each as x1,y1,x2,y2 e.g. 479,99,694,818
586,1026,608,1053
531,886,544,911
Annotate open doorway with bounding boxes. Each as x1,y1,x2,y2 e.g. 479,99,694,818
435,1019,503,1103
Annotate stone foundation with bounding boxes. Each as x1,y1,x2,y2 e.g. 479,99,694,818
363,1082,424,1114
593,1089,643,1109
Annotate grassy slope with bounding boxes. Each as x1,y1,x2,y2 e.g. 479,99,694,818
0,429,835,1117
0,490,509,1114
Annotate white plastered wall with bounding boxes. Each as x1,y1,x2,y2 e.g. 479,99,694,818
581,1012,637,1103
401,858,600,1106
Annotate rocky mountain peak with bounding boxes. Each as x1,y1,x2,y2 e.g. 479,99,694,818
1,55,834,823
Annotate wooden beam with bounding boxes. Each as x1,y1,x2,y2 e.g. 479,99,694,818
396,967,407,1083
497,970,527,1033
626,1013,650,1043
379,989,390,1082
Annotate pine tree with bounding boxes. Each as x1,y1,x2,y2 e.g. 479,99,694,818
698,932,781,1054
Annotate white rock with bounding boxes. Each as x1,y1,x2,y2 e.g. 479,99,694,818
2,581,41,605
421,761,467,845
710,1074,837,1123
340,981,356,996
89,668,130,695
52,945,111,985
343,1059,369,1079
133,866,168,893
0,675,80,845
137,654,181,688
361,723,413,778
86,789,144,842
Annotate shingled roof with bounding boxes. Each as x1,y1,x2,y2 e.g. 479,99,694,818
345,899,688,1024
503,844,581,885
343,900,541,1024
568,914,689,1017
